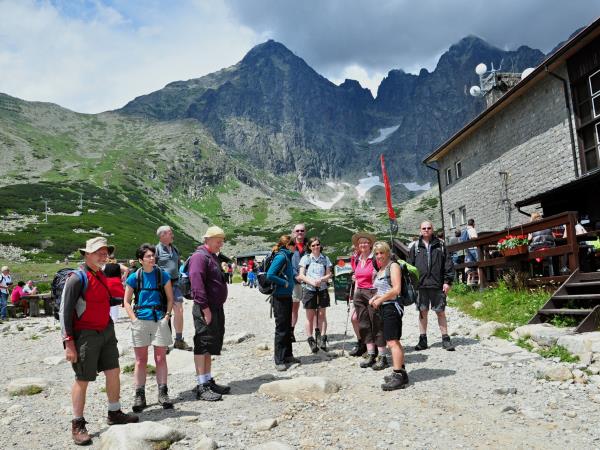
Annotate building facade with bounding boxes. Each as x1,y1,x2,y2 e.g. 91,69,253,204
425,19,600,237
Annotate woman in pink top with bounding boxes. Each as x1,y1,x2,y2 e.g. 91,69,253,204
351,233,389,371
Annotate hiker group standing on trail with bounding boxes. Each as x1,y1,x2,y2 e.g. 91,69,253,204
52,218,454,445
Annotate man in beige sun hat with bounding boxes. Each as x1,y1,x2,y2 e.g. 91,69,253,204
188,226,231,401
60,237,138,445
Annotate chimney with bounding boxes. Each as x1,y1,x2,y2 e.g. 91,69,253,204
482,72,522,108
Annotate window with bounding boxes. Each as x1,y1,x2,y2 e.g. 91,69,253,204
591,69,600,119
573,67,600,173
458,206,467,225
449,211,456,229
445,168,452,186
455,160,463,179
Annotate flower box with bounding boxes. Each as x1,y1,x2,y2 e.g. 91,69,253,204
501,245,528,257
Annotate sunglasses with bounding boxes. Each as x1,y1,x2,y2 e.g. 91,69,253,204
311,243,321,247
295,229,305,233
421,227,432,230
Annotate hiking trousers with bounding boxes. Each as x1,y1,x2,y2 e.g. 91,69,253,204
353,288,385,348
273,295,293,364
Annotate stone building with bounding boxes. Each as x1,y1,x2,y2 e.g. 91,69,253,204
424,17,600,237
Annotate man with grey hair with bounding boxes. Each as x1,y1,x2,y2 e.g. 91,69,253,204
156,225,190,351
290,223,307,342
408,221,455,351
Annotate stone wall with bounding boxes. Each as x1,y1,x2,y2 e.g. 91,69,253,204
438,64,580,235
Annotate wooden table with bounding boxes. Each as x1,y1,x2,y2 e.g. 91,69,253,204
21,294,53,317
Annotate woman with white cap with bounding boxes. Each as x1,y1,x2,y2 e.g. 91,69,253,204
351,232,390,371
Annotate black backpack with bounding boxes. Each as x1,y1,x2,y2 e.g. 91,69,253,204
257,251,287,295
51,268,88,320
132,268,167,321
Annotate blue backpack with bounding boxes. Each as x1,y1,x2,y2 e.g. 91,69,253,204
460,227,470,242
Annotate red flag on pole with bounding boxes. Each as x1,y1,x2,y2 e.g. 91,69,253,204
381,154,396,219
380,154,398,234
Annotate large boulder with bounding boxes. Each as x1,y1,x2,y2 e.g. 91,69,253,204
556,334,593,355
258,376,340,400
512,323,572,347
6,378,48,396
535,365,573,382
99,422,185,450
470,321,505,339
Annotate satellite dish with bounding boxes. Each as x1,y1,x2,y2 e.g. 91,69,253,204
521,68,535,80
475,63,487,76
469,86,481,97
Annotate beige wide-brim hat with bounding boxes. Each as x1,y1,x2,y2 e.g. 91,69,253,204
79,237,115,256
203,226,226,239
1,265,8,272
352,232,376,247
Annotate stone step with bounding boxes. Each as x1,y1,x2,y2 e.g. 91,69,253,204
539,308,593,315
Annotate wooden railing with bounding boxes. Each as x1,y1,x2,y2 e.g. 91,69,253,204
446,211,579,288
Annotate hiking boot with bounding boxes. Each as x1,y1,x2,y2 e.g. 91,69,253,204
71,418,92,446
284,356,301,364
442,335,455,351
275,363,288,372
308,336,319,353
349,340,366,357
372,355,390,371
158,384,174,409
381,370,409,391
208,378,231,395
290,326,296,343
195,383,222,401
319,335,328,352
132,387,146,413
415,334,428,351
360,354,377,368
315,329,322,348
384,365,407,382
107,409,139,425
173,339,192,351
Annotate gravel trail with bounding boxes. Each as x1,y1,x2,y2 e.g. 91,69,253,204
1,284,599,449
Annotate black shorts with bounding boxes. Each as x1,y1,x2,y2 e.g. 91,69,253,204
302,288,330,309
193,303,225,355
382,302,403,341
416,288,447,312
72,322,120,381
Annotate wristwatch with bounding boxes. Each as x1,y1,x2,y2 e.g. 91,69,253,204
166,312,172,318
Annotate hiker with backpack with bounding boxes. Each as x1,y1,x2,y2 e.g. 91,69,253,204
298,236,333,353
408,221,456,352
188,226,231,401
351,232,389,370
123,243,175,413
368,241,409,391
156,225,191,351
265,235,300,371
59,237,139,446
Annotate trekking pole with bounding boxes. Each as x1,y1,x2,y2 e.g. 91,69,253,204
314,284,321,350
341,280,355,356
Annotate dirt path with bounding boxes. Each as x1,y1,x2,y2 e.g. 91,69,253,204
1,284,599,449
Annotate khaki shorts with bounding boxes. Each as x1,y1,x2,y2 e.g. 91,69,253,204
292,284,302,303
131,318,173,348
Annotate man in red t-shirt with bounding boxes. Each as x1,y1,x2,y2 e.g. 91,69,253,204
60,237,138,445
290,223,307,342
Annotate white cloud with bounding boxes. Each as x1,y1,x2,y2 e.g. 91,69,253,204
0,0,260,113
330,64,385,97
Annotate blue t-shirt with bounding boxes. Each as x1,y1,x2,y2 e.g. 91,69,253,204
126,268,171,321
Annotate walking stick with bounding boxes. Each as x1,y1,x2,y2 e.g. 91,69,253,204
341,280,355,356
314,285,321,350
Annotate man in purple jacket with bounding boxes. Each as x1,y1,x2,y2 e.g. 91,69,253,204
189,226,230,401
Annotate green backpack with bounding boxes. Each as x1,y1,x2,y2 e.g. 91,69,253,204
384,259,420,307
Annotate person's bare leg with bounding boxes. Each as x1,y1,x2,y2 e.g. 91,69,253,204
318,309,327,335
194,354,212,376
387,340,404,370
173,302,184,335
133,346,148,388
305,309,315,336
153,346,168,385
72,380,88,417
418,309,429,335
291,302,300,327
104,368,120,404
436,310,448,336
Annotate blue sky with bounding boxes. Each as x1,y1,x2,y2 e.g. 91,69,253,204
0,0,598,113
